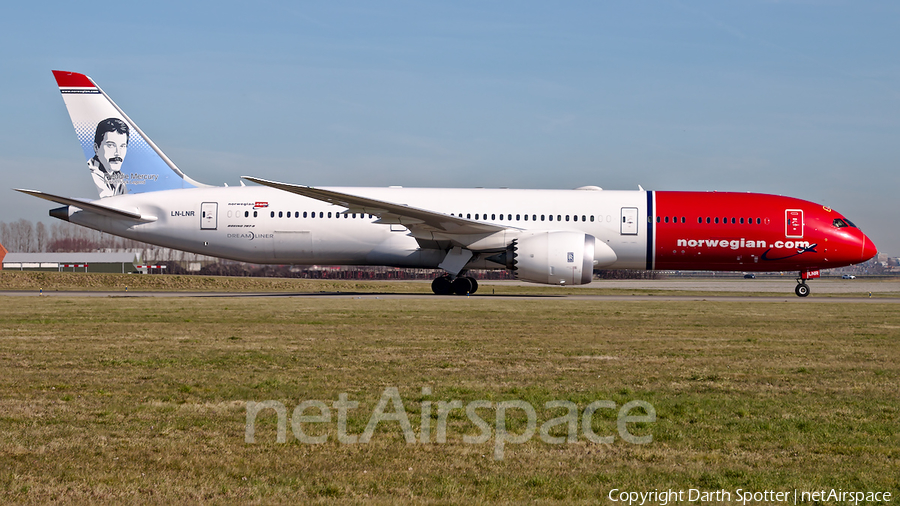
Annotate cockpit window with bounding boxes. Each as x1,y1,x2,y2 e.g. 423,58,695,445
833,218,857,229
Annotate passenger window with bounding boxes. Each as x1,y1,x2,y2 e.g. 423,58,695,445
714,217,719,224
271,211,275,218
467,213,471,219
517,214,521,221
253,211,258,218
507,214,512,221
524,215,528,221
549,215,553,222
244,211,249,218
492,214,496,220
541,215,546,221
557,215,562,221
499,214,504,221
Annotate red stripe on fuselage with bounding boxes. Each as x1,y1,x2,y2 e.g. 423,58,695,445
653,191,869,272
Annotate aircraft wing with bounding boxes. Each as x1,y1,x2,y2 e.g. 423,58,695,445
242,176,507,235
14,189,157,222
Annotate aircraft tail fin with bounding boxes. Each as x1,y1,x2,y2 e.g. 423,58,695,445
52,71,209,198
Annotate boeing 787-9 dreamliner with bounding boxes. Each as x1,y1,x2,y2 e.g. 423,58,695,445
16,71,878,296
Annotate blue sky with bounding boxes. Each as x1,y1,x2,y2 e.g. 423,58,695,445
1,1,898,254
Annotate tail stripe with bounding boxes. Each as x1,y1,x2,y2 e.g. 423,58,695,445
52,71,94,88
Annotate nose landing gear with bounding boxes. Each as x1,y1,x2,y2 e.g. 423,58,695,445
795,269,819,297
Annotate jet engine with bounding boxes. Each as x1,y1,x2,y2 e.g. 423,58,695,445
490,231,616,285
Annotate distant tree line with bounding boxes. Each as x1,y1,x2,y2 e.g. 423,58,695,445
0,219,150,253
1,218,655,280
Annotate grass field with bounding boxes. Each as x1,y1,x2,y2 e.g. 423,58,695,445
1,285,898,503
2,271,898,298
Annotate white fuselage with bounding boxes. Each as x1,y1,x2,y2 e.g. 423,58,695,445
66,186,650,270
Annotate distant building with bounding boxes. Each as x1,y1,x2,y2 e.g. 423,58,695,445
0,242,7,270
2,252,141,274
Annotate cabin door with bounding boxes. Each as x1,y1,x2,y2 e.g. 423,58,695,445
620,207,638,235
200,202,218,230
785,209,803,238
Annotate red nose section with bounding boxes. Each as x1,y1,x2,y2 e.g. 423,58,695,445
861,234,878,262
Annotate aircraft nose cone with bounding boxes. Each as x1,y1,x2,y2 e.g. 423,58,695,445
861,234,878,262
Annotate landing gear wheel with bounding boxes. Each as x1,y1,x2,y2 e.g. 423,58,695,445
452,277,474,296
431,275,452,295
795,283,810,297
466,276,479,294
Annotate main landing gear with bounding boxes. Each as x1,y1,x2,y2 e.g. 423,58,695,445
431,274,479,295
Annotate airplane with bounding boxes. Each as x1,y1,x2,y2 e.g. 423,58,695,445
15,71,877,297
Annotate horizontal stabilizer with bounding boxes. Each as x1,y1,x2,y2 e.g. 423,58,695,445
14,189,156,222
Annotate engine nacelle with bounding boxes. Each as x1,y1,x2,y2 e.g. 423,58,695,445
510,231,605,285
